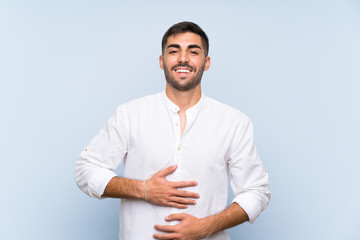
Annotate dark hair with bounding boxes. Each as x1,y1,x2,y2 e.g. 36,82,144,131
161,21,209,56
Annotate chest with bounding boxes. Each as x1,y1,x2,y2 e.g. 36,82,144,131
123,110,234,179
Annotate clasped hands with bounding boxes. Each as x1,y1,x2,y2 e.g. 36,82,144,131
145,164,207,240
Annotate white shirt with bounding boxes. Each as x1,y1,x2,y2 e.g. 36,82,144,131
76,92,270,240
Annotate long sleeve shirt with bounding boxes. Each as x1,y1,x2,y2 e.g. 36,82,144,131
76,91,270,240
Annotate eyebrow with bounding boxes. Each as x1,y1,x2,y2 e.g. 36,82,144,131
166,44,202,50
167,44,180,49
188,44,202,50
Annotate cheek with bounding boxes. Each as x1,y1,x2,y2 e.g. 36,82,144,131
194,61,205,71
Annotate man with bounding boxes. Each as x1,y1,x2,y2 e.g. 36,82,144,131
76,21,270,240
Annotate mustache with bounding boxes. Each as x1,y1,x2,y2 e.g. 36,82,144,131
170,64,195,71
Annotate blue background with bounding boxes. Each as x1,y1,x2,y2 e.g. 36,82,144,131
1,0,359,239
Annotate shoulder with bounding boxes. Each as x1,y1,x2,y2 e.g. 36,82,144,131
121,92,162,108
115,92,163,113
204,95,251,124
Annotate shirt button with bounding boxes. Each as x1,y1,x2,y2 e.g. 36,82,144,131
177,146,181,151
175,122,179,126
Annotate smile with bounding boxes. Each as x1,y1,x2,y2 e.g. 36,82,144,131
171,64,194,73
174,68,192,73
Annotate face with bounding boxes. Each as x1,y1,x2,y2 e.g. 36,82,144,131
159,32,210,91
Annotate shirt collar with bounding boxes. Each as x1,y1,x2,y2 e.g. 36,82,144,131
162,91,206,116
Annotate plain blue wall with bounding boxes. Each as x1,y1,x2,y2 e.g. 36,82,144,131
1,0,359,239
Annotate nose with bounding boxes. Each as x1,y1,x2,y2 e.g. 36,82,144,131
178,50,189,64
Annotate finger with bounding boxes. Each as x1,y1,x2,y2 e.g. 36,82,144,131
153,232,179,239
158,164,177,177
172,180,198,188
174,190,200,199
154,224,175,233
170,196,197,205
167,202,189,209
165,213,186,221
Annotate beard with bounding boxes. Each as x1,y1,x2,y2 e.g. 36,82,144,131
163,62,205,91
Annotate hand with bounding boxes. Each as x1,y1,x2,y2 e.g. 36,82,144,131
145,164,199,209
153,213,208,240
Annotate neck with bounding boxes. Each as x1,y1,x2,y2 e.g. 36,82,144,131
165,84,202,113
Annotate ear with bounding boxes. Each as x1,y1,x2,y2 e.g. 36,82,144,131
204,56,211,71
159,55,164,70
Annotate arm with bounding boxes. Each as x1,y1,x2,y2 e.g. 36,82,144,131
153,202,248,240
103,164,200,209
76,107,199,207
228,118,271,223
201,202,249,235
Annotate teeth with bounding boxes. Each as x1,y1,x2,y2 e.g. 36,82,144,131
176,69,191,73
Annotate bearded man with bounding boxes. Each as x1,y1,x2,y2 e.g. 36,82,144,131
76,21,270,240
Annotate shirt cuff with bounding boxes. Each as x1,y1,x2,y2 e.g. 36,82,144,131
232,191,263,224
88,168,117,199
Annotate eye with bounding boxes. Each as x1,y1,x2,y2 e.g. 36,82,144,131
169,50,178,54
190,51,199,55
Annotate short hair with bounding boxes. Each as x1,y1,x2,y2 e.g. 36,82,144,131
161,21,209,56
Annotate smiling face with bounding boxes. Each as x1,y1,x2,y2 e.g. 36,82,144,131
160,32,211,92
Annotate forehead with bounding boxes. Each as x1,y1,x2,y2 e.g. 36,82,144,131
165,32,203,48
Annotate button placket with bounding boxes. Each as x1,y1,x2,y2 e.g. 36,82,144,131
172,113,182,216
172,112,182,180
